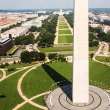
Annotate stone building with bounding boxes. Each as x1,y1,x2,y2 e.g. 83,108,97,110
0,35,13,56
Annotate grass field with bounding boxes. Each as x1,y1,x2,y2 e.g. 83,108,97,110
19,103,42,110
0,69,30,110
89,46,98,52
21,61,110,108
59,29,72,34
0,60,110,110
95,56,110,62
89,60,110,89
57,16,73,44
39,46,72,52
1,63,35,75
58,35,73,43
39,46,97,53
0,70,3,79
59,25,69,29
1,63,34,70
22,62,72,98
59,22,67,25
7,46,19,55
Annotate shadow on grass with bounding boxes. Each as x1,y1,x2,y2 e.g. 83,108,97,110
0,94,6,99
42,64,72,100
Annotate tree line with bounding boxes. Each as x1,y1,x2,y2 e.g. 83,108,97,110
37,15,58,47
14,33,35,45
64,13,73,28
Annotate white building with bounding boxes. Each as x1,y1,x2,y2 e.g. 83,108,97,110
22,15,48,28
1,27,29,38
66,56,72,63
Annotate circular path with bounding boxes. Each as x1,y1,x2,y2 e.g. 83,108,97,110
46,85,110,110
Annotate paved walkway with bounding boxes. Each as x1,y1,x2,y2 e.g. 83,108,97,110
13,91,50,110
46,85,110,110
54,16,59,45
15,63,49,110
0,69,6,81
0,64,36,82
93,42,110,67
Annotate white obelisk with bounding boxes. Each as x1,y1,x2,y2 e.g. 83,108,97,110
73,0,89,103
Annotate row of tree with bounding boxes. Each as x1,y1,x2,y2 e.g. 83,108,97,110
29,26,40,32
37,15,58,47
48,53,66,62
14,33,35,45
64,13,73,28
20,51,66,63
21,51,45,63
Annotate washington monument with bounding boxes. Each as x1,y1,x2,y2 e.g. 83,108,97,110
73,0,89,103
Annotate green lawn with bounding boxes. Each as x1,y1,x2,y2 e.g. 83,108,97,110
0,69,30,110
6,69,17,75
59,25,68,29
33,96,46,106
21,61,110,108
95,56,110,63
59,29,72,34
0,70,3,79
89,46,98,52
1,63,35,75
59,21,65,23
39,46,72,52
19,104,42,110
0,60,110,109
22,62,72,98
58,35,73,43
59,22,67,26
1,63,34,70
7,46,19,55
89,60,110,89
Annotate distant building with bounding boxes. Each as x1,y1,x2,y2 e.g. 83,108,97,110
53,9,64,15
0,36,13,55
1,27,29,39
66,56,72,63
26,44,34,52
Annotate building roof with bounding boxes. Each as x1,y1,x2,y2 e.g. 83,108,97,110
0,36,10,44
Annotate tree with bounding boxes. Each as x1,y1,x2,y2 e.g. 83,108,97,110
90,53,94,60
15,34,34,45
58,55,66,62
29,26,39,32
64,13,73,27
105,32,110,43
48,53,58,60
21,51,32,63
30,51,38,61
29,51,45,61
38,52,46,61
37,15,58,47
89,32,99,47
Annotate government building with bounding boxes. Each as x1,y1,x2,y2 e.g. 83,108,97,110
0,35,13,56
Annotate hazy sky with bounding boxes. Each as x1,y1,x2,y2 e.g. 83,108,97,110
0,0,73,9
89,0,110,8
0,0,110,9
